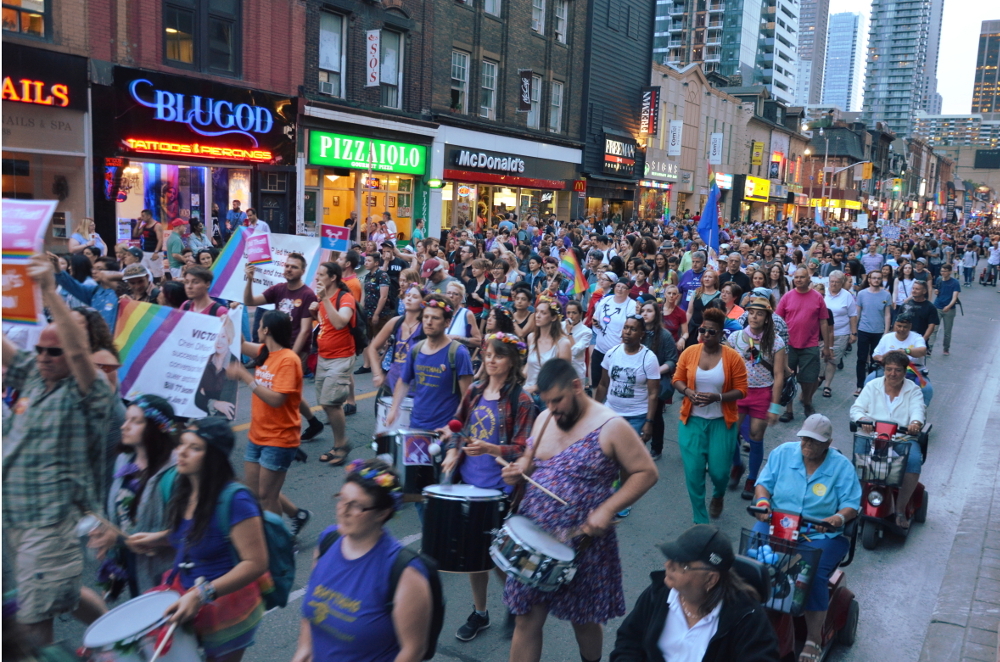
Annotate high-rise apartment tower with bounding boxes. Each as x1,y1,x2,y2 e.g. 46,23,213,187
821,12,864,112
972,20,1000,113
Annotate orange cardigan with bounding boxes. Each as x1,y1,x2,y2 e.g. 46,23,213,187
672,344,748,427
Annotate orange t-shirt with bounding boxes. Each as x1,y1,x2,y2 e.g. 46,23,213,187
250,347,303,448
317,290,356,359
344,274,363,302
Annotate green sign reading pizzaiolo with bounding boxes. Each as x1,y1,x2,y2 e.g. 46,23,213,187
308,130,427,175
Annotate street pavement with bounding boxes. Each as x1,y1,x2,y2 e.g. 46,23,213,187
55,264,1000,661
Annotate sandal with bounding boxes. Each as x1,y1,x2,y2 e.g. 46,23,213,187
320,445,352,466
799,640,823,662
895,513,911,530
853,388,862,397
822,386,832,398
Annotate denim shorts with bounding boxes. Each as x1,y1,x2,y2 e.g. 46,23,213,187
244,440,298,472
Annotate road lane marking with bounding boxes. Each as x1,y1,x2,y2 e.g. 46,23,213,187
233,390,378,432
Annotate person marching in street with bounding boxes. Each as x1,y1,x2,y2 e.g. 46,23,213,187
524,296,572,399
312,262,358,467
502,359,659,662
775,267,833,420
591,277,639,388
853,270,893,396
2,255,115,646
638,299,679,461
367,285,426,399
129,417,269,661
180,266,229,318
438,333,537,642
929,263,961,356
672,308,749,523
133,209,164,282
726,297,786,500
821,271,858,397
243,254,324,443
444,280,483,351
386,294,475,433
897,280,939,353
356,252,391,375
563,300,594,388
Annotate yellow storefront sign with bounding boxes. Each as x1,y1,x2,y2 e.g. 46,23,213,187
809,198,862,210
744,176,770,202
751,142,765,166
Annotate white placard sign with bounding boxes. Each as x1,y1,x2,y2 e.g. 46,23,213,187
709,132,724,165
366,30,381,87
210,231,322,304
667,120,683,156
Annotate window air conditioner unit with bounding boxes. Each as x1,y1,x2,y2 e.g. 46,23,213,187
319,81,335,96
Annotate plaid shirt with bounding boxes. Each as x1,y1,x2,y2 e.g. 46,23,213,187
446,380,536,463
3,351,114,528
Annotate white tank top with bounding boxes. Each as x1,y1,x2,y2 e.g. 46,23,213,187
446,307,471,337
691,357,726,420
525,338,560,389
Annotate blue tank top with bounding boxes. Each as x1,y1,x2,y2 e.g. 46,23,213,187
459,396,509,492
385,321,422,390
302,528,426,662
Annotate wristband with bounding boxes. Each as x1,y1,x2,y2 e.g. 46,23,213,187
768,402,784,415
198,582,217,604
756,498,770,509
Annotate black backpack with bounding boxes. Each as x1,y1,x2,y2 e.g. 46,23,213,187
335,290,369,356
318,530,445,660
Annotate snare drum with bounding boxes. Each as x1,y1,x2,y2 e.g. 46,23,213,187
371,428,440,495
375,395,413,433
82,591,202,661
490,515,577,592
422,484,506,572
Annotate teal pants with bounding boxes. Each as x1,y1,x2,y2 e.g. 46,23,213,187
678,416,738,524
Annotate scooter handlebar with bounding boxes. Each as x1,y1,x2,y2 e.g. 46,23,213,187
746,506,842,531
747,506,769,515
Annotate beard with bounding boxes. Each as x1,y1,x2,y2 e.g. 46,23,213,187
553,397,583,431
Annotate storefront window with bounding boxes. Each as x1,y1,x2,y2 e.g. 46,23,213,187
321,170,357,232
2,0,47,38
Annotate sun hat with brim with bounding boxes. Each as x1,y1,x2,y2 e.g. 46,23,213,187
122,264,152,280
745,297,772,312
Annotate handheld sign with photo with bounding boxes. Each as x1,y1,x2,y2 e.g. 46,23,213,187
210,230,322,304
246,233,273,266
2,200,58,325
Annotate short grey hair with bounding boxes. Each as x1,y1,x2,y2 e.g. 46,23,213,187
588,249,604,262
728,252,742,261
692,251,707,262
828,270,846,283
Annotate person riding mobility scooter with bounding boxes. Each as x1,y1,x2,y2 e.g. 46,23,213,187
850,350,929,549
743,413,861,662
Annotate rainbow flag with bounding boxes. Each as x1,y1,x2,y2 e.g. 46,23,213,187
114,299,183,394
209,228,250,297
906,362,928,389
558,250,587,295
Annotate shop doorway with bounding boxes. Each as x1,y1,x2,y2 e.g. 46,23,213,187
258,167,295,234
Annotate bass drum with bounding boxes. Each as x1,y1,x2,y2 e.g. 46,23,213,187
422,484,507,572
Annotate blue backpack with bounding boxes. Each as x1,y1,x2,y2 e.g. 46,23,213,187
160,471,295,611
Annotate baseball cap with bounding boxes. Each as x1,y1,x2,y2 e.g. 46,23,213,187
604,272,620,283
752,286,772,299
188,416,236,457
420,258,445,278
122,264,152,280
797,413,834,443
916,257,927,264
658,525,735,572
169,219,189,228
126,247,144,261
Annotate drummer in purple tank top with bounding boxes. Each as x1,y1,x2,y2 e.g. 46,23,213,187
438,332,537,642
500,358,659,662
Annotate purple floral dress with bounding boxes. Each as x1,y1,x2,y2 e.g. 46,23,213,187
503,422,626,624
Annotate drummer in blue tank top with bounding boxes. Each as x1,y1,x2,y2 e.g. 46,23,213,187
296,459,432,662
438,332,537,641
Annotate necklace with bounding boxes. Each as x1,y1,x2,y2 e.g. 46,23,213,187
678,594,699,620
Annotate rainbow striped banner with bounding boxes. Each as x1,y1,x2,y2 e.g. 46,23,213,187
209,228,251,297
558,250,588,295
114,298,224,415
209,231,322,304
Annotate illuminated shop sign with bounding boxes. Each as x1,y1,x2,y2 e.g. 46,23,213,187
308,131,427,175
2,77,70,107
128,79,274,145
743,176,770,202
453,149,526,173
123,138,273,162
2,42,88,112
603,134,637,177
112,67,295,164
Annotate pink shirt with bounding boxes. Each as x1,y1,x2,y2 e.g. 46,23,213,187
775,288,826,349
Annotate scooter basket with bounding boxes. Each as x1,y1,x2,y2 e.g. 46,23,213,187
852,435,910,487
739,529,822,616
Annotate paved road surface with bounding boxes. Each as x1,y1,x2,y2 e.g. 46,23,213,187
55,272,1000,661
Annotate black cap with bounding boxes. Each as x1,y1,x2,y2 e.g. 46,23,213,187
127,247,144,261
188,416,235,457
658,525,735,572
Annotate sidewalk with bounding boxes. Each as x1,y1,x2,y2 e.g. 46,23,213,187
919,383,1000,662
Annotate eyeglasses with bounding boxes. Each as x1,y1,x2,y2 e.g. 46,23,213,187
35,346,65,357
334,493,379,515
697,327,719,337
665,558,715,574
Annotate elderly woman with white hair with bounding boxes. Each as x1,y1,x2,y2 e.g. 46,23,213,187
821,271,858,398
444,279,482,351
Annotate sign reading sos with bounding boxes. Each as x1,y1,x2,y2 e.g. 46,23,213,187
366,30,381,88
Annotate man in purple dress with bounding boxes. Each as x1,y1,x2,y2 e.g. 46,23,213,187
501,359,658,662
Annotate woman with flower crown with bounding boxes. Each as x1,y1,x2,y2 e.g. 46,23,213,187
294,458,433,662
437,332,538,643
524,296,572,398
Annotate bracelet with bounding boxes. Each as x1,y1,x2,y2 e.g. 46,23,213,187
768,402,784,415
756,498,770,509
198,582,217,604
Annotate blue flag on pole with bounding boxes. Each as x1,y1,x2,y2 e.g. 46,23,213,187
698,169,721,253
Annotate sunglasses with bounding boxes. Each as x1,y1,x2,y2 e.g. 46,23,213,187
95,363,121,374
35,346,64,357
697,327,719,337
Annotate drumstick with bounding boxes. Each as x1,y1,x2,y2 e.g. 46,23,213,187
494,456,569,506
149,621,177,662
